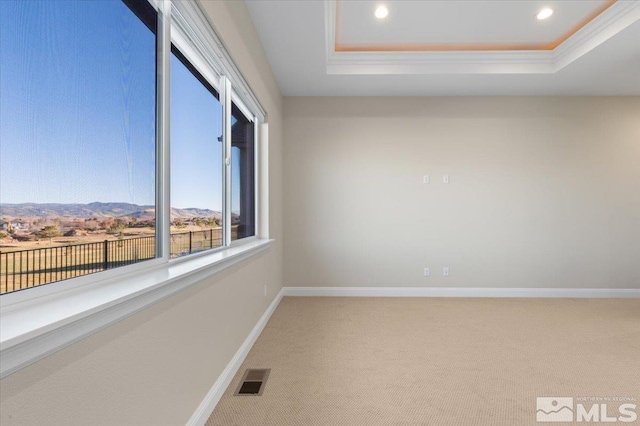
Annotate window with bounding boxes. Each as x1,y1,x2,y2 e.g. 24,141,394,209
0,0,268,378
0,0,157,294
231,103,256,240
0,0,265,296
170,47,224,257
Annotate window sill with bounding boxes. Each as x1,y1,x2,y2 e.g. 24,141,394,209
0,238,273,378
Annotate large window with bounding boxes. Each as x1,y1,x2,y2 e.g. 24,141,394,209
0,0,267,380
0,0,263,295
170,48,224,257
0,0,157,294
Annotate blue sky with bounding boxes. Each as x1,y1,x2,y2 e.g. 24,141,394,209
170,53,224,212
1,0,237,213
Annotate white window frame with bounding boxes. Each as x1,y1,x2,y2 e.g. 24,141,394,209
0,0,271,378
170,18,228,258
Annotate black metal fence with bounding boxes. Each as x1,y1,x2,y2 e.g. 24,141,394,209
1,229,223,295
170,228,223,258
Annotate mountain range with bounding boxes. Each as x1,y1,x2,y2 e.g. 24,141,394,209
0,202,222,220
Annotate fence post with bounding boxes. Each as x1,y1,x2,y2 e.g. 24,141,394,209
210,229,213,248
103,240,108,270
189,231,192,254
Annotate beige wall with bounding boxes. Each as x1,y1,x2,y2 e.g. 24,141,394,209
0,1,283,425
284,97,640,289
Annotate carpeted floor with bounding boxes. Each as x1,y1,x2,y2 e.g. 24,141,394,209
206,297,640,425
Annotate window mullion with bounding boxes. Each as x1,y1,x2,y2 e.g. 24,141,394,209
157,0,171,260
223,77,233,247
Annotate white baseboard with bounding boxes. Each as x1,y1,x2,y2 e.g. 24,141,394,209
186,287,284,426
282,286,640,298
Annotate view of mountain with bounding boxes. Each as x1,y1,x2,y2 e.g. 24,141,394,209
0,203,222,219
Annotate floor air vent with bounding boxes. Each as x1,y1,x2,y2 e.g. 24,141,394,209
234,368,270,396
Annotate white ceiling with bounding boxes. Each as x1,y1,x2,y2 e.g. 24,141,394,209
337,1,608,47
245,0,640,96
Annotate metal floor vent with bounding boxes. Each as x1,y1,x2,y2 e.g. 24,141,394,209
234,368,271,396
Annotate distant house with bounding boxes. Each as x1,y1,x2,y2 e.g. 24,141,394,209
13,220,30,231
0,220,30,232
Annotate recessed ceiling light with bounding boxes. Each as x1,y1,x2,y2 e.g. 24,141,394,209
375,5,389,19
537,8,554,20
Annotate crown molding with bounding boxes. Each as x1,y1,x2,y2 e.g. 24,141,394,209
325,0,640,75
553,0,640,70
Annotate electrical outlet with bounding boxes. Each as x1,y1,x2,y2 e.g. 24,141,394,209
443,267,450,277
443,175,450,184
423,175,430,184
423,267,430,277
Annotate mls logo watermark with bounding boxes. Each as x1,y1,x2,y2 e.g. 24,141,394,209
536,397,638,423
537,397,574,422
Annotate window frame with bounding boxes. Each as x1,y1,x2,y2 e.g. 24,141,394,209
168,3,262,254
0,0,164,302
168,43,226,258
0,0,271,378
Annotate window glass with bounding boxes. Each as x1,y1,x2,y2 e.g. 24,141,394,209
0,0,157,294
231,104,255,240
169,48,224,257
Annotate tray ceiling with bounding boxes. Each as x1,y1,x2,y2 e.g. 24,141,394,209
245,0,640,95
335,0,616,51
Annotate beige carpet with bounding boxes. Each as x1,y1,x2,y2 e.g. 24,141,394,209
206,297,640,426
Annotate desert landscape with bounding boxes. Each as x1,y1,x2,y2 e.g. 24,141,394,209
0,202,235,294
